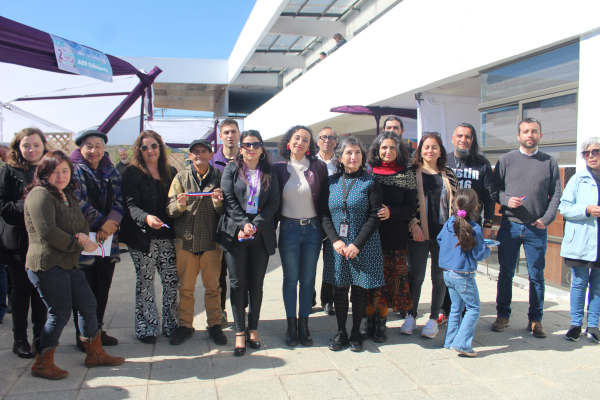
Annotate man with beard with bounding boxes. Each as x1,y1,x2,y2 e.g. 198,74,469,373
115,149,130,176
210,119,241,325
492,118,561,338
440,123,496,324
382,116,415,157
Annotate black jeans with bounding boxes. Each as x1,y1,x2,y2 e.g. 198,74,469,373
224,234,269,333
28,266,98,352
407,239,446,320
6,253,47,341
73,257,115,334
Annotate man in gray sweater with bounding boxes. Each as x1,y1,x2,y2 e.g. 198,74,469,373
492,118,561,338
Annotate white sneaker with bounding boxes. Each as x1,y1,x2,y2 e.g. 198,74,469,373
421,319,439,338
400,315,416,335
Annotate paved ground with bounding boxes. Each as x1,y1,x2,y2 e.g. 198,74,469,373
2,251,600,400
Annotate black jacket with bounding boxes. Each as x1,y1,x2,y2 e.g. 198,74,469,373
0,164,33,256
447,153,497,227
120,166,177,253
217,162,280,255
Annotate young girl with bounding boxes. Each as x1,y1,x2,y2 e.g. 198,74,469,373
437,188,490,357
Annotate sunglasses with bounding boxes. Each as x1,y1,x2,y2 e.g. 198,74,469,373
140,143,159,152
319,135,336,142
582,149,600,158
240,142,263,150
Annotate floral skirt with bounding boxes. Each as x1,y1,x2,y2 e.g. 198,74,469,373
367,249,412,311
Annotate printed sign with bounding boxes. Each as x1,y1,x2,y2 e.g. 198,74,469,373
50,34,113,82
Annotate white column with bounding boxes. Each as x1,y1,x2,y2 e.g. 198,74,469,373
576,29,600,171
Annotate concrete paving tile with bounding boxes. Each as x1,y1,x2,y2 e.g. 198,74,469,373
76,385,148,400
339,364,418,395
107,314,134,329
261,330,338,351
484,375,566,399
147,381,217,399
324,341,390,369
0,368,25,395
152,339,210,359
212,353,276,381
215,375,288,400
279,370,358,400
8,364,88,394
83,363,151,388
498,347,579,374
149,355,213,383
266,347,337,375
449,352,529,381
537,367,600,397
0,349,33,370
427,382,503,399
4,390,78,400
401,359,475,388
375,342,447,364
362,390,432,400
0,331,14,349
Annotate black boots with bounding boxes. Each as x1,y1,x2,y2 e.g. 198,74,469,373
13,340,34,359
298,318,313,346
374,314,388,343
362,314,376,340
286,318,298,346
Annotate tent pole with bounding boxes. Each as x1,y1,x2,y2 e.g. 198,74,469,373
213,119,219,152
140,88,145,133
375,115,381,136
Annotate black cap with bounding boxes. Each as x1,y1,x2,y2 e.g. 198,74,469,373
189,139,213,152
76,130,108,146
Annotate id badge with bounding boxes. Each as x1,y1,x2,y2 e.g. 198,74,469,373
339,223,349,238
247,195,259,214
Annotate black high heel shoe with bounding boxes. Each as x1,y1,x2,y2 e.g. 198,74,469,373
245,328,261,349
234,333,246,357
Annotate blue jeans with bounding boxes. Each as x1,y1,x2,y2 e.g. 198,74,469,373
278,218,323,319
0,264,7,322
496,217,547,321
28,267,99,351
443,271,480,353
570,267,600,327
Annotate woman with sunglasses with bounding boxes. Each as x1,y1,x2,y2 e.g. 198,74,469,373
274,126,327,347
559,138,600,343
120,131,179,343
25,151,124,380
218,130,280,356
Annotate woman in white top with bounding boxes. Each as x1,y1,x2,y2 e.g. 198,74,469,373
275,126,328,347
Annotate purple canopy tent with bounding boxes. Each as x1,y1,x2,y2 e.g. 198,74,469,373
330,105,418,136
0,16,161,134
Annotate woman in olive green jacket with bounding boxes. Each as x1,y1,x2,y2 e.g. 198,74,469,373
24,151,125,380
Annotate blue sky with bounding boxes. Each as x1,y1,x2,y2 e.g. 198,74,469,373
2,0,257,59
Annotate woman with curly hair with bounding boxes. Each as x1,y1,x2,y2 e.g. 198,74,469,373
120,130,178,343
274,125,328,347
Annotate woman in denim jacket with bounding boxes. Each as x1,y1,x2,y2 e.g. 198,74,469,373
559,137,600,343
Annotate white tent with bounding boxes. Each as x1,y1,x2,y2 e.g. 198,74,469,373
0,62,144,142
0,103,71,143
144,119,218,146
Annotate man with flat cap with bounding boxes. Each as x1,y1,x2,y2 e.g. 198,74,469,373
166,139,228,346
70,130,124,350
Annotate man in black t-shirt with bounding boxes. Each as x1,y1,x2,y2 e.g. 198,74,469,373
441,123,496,321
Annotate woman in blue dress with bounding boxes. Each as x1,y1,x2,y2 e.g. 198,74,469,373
320,136,384,352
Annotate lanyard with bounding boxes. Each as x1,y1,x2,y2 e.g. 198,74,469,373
341,176,358,220
246,169,261,202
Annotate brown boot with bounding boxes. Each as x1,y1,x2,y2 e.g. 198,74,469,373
81,330,125,368
31,339,69,380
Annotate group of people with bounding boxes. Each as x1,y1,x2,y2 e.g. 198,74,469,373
1,115,599,378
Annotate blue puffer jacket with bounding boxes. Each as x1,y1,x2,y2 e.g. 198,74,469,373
559,169,598,262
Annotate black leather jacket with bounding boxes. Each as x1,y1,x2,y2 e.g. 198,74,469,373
0,164,33,255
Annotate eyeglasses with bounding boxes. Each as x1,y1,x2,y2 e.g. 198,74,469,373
140,143,159,152
240,142,263,150
582,149,600,158
319,135,336,142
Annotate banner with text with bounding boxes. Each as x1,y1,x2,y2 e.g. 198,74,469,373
50,34,113,82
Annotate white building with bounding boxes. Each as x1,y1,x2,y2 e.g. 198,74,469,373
122,0,600,288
